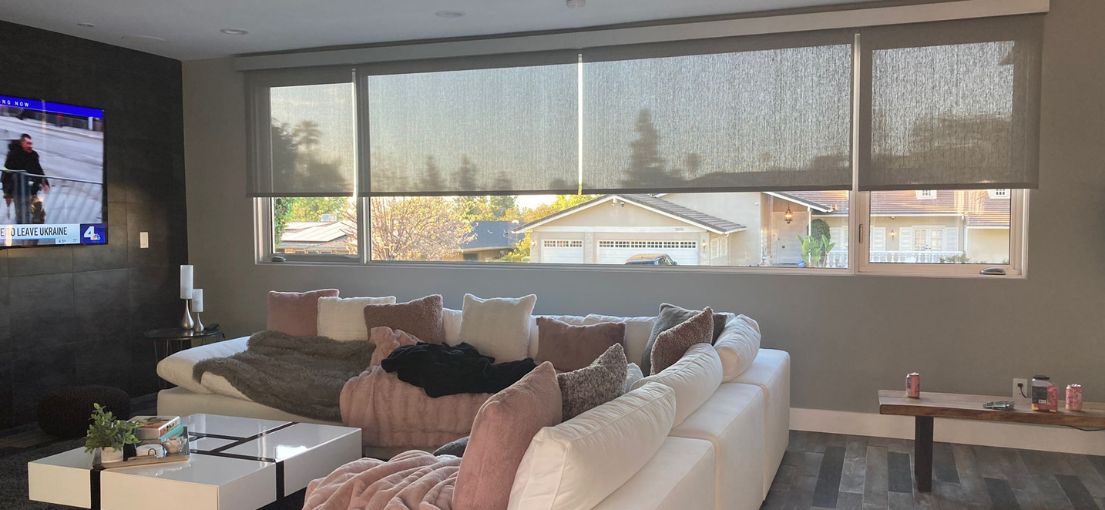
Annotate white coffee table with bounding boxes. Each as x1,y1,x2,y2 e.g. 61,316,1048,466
28,414,362,510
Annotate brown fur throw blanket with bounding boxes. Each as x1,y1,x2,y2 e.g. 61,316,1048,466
193,331,374,421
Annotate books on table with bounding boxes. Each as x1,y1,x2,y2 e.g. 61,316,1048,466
98,416,191,469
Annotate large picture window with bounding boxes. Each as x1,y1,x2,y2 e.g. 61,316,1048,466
250,14,1040,277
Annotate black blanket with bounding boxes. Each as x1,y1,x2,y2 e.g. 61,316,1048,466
381,342,536,398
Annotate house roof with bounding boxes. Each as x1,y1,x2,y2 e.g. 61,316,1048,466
280,221,353,243
515,194,746,235
462,221,524,252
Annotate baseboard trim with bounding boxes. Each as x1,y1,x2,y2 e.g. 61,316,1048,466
790,407,1105,456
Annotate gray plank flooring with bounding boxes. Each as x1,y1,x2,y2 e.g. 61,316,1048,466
763,431,1105,510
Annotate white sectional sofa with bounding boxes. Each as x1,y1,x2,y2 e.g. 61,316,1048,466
157,308,789,510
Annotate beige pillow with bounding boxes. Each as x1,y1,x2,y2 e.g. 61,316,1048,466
649,307,713,375
362,294,446,344
508,382,677,510
632,343,723,426
454,362,562,510
316,296,397,341
459,294,537,362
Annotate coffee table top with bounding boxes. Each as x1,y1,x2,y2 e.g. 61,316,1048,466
28,414,362,510
878,390,1105,428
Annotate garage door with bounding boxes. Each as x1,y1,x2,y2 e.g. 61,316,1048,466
541,239,584,264
597,240,699,265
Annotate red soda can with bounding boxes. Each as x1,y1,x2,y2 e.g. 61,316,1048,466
906,372,921,398
1066,384,1083,411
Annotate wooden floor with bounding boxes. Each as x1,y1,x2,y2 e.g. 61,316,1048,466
763,431,1105,510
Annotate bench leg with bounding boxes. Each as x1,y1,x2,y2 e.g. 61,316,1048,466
915,416,934,492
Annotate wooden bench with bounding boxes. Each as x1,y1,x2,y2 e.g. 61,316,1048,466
878,390,1105,492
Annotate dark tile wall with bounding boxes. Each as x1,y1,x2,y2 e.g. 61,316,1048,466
0,21,186,428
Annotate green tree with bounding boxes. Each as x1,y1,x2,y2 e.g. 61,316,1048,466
370,196,472,261
810,218,831,242
502,194,598,261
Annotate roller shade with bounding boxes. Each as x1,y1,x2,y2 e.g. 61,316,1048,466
581,30,855,194
247,68,356,197
857,15,1043,191
362,51,579,196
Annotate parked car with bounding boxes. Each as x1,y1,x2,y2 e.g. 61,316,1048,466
625,253,678,266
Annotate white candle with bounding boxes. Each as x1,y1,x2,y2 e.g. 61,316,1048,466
180,265,194,299
191,289,204,313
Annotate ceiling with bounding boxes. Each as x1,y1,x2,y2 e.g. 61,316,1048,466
0,0,878,61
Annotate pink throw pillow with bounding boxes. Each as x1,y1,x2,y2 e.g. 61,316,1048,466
536,317,625,372
453,362,562,510
368,327,420,366
363,294,446,344
266,289,339,337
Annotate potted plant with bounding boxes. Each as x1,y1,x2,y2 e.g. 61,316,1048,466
84,403,139,464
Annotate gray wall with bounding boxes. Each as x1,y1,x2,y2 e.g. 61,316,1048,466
0,21,187,427
182,0,1105,414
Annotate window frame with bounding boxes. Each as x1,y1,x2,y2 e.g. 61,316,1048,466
255,197,366,265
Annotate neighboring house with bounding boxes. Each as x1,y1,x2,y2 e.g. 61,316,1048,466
517,190,1010,267
455,220,524,261
277,220,356,255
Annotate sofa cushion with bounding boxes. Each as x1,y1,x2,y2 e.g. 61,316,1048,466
591,437,716,510
642,304,726,374
557,344,627,420
454,362,561,510
458,294,537,363
266,289,339,337
624,362,643,393
362,294,446,344
632,343,723,426
316,296,397,341
649,308,714,375
714,314,761,381
368,326,419,366
536,317,625,372
508,382,676,510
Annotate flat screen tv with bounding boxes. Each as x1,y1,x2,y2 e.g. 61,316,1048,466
0,94,105,248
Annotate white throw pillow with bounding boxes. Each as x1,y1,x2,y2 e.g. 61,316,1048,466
316,296,397,341
458,294,536,362
631,343,723,426
624,362,643,394
508,382,676,510
443,308,464,345
713,314,761,381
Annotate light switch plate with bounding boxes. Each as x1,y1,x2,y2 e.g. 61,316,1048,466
139,231,149,249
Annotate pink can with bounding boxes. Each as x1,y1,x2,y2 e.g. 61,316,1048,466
1066,384,1083,411
906,372,921,398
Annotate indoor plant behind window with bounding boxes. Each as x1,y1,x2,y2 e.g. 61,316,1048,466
84,403,139,464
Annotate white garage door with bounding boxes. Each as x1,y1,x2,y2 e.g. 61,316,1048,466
597,240,699,265
541,239,584,263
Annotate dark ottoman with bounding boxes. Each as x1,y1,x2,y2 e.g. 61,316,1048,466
36,386,131,438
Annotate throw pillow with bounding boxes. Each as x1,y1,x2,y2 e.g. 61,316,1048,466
714,314,762,381
624,362,644,394
641,303,729,374
649,307,713,375
433,436,469,457
557,343,627,420
362,294,446,344
453,362,562,510
368,326,420,366
266,289,339,337
316,296,397,341
458,294,537,363
535,317,625,372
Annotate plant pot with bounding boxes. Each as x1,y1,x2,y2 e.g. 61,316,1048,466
99,447,124,463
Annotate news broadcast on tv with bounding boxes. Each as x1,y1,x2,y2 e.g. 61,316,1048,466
0,94,106,248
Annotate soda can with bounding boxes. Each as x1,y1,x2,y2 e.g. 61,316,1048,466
1066,384,1083,411
906,372,921,398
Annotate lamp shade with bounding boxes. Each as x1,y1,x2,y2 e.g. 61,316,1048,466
191,289,204,313
180,265,194,299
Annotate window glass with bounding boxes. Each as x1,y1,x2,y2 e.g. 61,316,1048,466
271,197,358,258
868,189,1011,265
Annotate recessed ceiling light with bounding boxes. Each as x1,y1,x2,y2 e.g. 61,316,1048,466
76,22,95,28
220,28,249,35
434,10,465,18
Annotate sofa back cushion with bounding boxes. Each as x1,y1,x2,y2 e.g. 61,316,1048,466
316,296,397,341
536,317,625,372
649,308,714,375
508,382,676,510
583,314,655,371
362,294,446,344
458,294,537,363
631,343,722,426
714,314,762,381
454,362,562,510
266,289,339,337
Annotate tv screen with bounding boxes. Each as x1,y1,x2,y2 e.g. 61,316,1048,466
0,94,106,248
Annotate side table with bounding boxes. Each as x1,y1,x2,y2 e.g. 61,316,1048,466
145,328,226,388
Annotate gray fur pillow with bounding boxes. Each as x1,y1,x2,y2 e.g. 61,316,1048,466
557,343,628,420
641,303,730,374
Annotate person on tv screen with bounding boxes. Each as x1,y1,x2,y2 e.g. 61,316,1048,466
2,133,49,225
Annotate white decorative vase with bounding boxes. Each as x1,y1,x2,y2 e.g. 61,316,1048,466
99,447,124,464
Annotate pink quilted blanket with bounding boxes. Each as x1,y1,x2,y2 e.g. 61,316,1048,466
340,366,490,449
304,450,459,510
